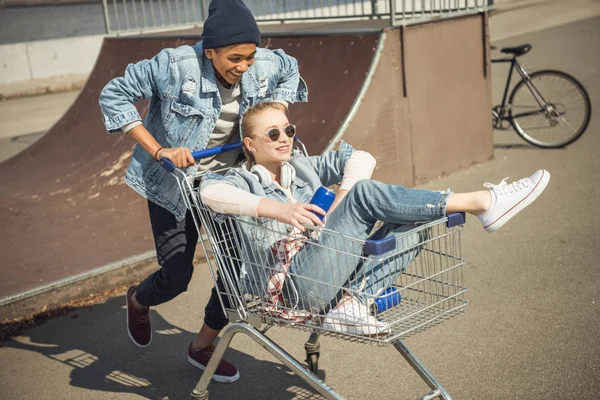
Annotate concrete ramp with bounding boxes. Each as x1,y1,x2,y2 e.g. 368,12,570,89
0,32,380,299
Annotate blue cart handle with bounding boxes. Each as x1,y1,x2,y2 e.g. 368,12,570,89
158,142,243,173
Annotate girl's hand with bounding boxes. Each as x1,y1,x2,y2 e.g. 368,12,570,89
258,200,325,232
157,147,195,168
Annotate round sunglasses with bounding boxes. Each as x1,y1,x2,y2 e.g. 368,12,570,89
264,124,296,141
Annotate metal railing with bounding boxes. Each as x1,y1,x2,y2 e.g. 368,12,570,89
101,0,208,35
386,0,495,26
101,0,495,35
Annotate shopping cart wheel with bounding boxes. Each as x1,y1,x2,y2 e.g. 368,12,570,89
306,352,320,374
304,330,321,375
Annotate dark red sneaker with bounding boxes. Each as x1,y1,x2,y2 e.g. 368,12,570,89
126,285,152,347
188,343,240,383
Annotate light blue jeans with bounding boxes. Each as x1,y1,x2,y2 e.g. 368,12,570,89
289,180,448,313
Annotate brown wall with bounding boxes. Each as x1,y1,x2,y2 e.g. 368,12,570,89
341,14,493,186
340,28,415,187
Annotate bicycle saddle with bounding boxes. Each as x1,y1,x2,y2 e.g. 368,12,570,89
501,44,532,56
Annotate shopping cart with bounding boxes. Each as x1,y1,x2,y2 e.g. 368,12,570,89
160,142,468,400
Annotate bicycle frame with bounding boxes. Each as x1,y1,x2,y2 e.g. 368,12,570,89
492,56,551,126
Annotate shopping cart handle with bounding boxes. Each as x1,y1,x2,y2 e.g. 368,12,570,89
159,142,243,173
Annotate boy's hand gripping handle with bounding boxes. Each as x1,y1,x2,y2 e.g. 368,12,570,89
159,142,243,173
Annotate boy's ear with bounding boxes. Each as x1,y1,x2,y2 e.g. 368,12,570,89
204,49,213,59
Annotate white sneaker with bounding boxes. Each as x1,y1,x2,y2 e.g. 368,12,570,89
478,169,550,233
323,296,391,336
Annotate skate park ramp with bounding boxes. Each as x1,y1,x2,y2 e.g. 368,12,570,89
0,31,381,300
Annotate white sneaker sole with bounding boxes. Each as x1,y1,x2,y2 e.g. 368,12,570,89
323,322,391,337
126,290,152,348
188,355,241,383
484,170,551,233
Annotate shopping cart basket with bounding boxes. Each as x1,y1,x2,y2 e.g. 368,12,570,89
160,142,468,400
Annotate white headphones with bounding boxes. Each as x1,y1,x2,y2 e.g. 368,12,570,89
250,162,296,190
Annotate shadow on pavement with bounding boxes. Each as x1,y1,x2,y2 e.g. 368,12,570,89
494,142,569,149
1,295,326,400
494,142,533,149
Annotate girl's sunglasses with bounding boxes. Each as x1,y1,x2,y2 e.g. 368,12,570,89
265,124,296,141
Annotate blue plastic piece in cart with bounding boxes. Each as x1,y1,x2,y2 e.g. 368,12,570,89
159,142,243,173
446,212,466,227
364,212,466,255
375,287,402,313
363,235,396,256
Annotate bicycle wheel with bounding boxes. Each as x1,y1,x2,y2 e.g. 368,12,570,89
508,69,591,148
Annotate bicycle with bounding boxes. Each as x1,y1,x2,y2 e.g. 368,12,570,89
492,43,591,148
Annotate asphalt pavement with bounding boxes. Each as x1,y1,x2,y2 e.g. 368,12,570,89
0,3,599,400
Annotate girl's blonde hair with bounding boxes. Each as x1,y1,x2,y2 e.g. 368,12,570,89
240,101,288,168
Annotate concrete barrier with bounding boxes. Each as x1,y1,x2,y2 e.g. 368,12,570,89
0,34,103,85
0,42,31,83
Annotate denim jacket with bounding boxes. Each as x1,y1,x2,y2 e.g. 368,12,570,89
199,142,356,296
99,41,308,220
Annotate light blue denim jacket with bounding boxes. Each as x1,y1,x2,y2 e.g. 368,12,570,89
99,41,308,220
199,142,356,296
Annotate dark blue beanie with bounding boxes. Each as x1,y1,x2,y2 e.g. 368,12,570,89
202,0,261,49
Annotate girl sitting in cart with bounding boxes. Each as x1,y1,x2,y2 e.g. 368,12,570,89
199,101,550,336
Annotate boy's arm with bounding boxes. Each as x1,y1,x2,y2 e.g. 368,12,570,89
98,49,194,167
271,49,308,104
126,124,194,167
99,48,171,134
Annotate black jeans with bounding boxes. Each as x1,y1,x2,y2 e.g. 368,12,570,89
135,200,230,330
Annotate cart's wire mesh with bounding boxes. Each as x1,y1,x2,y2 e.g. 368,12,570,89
178,172,467,346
